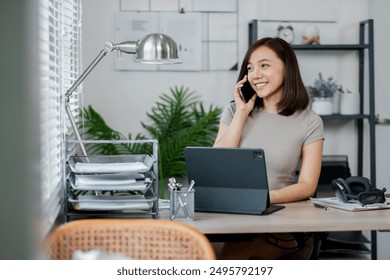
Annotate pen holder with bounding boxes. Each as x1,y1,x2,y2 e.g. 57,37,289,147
169,188,195,220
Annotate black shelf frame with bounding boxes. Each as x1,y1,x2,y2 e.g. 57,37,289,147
249,19,377,259
291,44,368,50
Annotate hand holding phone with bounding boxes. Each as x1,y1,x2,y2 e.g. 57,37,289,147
236,75,256,103
239,80,256,103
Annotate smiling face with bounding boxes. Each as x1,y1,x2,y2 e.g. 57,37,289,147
247,46,285,105
236,37,309,116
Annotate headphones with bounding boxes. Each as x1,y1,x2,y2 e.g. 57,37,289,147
331,176,386,205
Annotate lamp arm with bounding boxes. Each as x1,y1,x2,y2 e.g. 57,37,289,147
65,42,116,100
64,40,138,155
64,42,117,156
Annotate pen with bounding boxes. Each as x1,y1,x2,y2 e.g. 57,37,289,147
187,180,195,192
314,203,328,211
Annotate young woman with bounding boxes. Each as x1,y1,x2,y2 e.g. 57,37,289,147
214,37,324,259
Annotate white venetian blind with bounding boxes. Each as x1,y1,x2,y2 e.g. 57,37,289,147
38,0,81,235
61,0,82,155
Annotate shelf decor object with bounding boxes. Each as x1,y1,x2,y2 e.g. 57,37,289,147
307,73,344,115
65,33,182,156
302,24,320,45
340,90,359,115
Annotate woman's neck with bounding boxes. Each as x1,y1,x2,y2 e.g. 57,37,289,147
262,99,280,114
262,88,282,113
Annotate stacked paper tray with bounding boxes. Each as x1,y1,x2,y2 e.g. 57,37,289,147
67,154,155,174
66,154,158,212
68,172,154,192
68,189,156,211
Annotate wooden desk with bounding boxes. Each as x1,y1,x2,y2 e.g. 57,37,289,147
170,200,390,235
161,200,389,259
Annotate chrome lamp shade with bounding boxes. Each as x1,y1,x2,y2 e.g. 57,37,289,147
115,33,181,64
136,33,181,64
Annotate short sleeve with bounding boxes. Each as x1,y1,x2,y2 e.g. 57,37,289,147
220,102,236,125
304,110,324,145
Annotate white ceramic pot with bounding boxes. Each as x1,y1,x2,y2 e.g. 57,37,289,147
311,97,333,115
340,92,359,115
332,91,340,114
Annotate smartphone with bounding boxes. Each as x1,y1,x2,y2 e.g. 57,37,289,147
239,81,256,103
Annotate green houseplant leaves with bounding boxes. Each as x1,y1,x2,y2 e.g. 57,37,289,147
80,86,222,197
307,72,344,99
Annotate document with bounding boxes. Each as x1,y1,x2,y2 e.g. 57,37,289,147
70,194,152,211
71,173,151,191
310,197,390,212
74,162,149,173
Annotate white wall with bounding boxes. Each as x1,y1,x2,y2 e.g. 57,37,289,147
80,0,366,174
80,0,390,259
368,0,390,261
80,0,239,137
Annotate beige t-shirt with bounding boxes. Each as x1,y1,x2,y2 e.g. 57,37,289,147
220,102,324,191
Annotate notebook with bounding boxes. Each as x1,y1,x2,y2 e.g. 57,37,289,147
184,147,284,215
310,197,390,212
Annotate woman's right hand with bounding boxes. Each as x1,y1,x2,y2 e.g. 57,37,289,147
233,75,257,115
214,75,257,148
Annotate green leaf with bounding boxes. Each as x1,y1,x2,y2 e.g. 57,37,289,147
79,86,222,197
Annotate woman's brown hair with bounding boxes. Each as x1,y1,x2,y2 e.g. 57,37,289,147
237,37,309,116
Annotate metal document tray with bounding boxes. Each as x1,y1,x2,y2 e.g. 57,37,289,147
67,154,155,174
68,188,157,211
68,172,155,192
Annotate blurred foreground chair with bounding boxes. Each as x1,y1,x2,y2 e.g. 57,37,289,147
45,219,216,260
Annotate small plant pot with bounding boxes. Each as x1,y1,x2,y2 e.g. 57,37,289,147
340,92,359,115
311,97,333,115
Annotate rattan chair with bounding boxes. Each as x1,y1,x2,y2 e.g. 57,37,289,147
45,219,216,260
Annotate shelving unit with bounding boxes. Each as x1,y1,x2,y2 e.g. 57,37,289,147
63,139,160,221
249,19,377,259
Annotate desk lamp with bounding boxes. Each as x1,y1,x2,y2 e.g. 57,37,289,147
65,33,182,155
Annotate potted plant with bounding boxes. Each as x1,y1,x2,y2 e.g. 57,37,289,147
79,86,222,198
307,73,345,115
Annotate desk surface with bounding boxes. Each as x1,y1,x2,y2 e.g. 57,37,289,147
164,200,390,235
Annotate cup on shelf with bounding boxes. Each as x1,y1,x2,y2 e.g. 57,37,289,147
340,92,359,115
